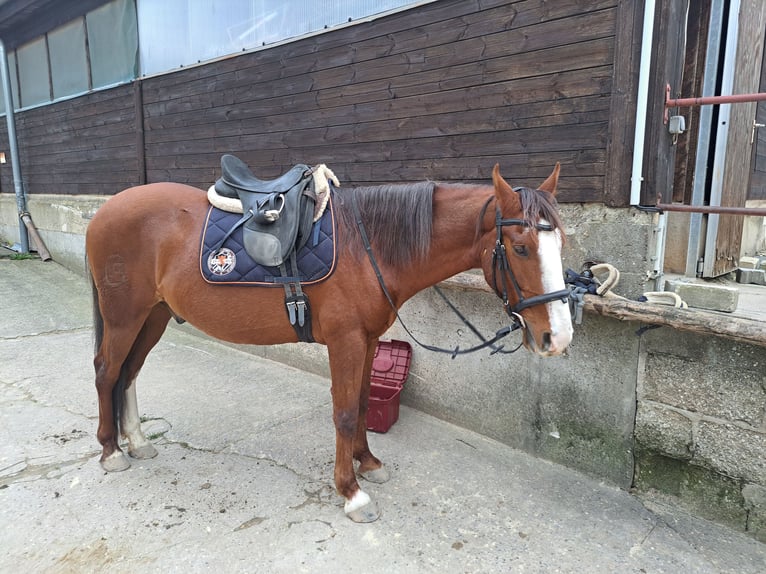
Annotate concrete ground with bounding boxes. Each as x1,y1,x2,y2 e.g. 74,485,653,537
1,259,764,574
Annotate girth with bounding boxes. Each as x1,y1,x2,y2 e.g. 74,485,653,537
213,154,317,267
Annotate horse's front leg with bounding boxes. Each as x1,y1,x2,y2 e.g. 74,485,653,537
354,338,390,485
327,335,381,523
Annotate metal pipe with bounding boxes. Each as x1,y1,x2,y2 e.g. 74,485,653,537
20,212,51,261
657,203,766,216
0,38,28,252
630,0,656,206
667,90,766,108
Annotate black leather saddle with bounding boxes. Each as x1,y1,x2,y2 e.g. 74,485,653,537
214,155,316,267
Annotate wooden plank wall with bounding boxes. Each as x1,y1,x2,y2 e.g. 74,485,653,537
0,0,626,204
642,0,688,206
0,83,138,195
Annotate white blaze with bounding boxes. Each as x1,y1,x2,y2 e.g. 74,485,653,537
537,223,573,351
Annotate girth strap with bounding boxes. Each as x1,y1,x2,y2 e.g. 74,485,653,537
279,257,314,343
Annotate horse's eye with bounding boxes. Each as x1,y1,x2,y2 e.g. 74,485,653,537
513,245,528,256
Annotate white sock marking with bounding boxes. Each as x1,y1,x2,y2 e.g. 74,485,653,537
344,489,371,514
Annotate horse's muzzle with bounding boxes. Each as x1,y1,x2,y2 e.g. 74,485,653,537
526,326,572,357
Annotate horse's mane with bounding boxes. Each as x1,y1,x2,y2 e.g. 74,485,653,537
333,181,564,266
334,182,435,267
516,186,565,239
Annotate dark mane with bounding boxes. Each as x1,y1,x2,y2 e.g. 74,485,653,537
475,185,566,243
334,182,435,267
516,186,565,238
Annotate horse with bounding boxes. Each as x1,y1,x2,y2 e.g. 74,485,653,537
85,163,573,523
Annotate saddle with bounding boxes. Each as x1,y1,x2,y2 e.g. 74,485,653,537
213,154,316,267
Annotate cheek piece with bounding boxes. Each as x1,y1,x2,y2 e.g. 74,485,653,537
490,207,570,335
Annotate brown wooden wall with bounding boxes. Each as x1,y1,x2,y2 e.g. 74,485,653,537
0,83,139,195
0,0,635,204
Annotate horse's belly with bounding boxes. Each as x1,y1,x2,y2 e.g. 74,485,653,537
168,285,304,346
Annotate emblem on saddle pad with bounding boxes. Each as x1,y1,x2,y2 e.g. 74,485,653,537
207,247,236,276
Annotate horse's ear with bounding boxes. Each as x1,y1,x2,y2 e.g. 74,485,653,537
538,162,561,195
492,164,514,195
492,164,521,214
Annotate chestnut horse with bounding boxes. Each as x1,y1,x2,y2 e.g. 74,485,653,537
86,164,573,522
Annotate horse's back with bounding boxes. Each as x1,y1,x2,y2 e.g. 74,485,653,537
87,182,208,275
88,182,206,242
90,182,205,223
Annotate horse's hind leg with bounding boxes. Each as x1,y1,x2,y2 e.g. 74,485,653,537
120,304,172,461
95,315,151,472
94,298,169,472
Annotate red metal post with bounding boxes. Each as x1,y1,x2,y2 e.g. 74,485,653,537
656,203,766,216
664,84,766,122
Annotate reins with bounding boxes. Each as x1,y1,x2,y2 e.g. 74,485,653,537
352,192,520,358
351,190,568,358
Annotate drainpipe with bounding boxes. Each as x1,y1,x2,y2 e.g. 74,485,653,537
630,0,667,289
0,38,28,253
0,38,50,260
630,0,656,206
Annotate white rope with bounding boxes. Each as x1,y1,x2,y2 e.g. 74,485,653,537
206,163,340,222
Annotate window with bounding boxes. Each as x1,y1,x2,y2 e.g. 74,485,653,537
1,0,421,111
48,19,89,99
0,53,20,115
137,0,420,76
87,0,138,88
16,38,50,108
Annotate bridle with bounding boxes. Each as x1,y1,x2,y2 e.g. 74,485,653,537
488,192,571,326
352,189,571,357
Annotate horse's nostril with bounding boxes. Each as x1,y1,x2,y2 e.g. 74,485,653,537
542,331,552,351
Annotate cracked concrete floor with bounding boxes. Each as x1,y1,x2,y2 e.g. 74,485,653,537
1,260,765,573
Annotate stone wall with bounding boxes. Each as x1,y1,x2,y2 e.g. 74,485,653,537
635,328,766,541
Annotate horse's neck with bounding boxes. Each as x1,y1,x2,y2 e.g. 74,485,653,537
394,184,491,300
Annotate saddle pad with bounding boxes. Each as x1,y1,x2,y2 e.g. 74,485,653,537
199,195,337,286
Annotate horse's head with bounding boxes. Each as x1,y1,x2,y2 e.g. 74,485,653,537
479,164,573,356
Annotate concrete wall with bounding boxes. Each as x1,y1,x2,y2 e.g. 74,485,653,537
2,192,764,541
0,194,104,273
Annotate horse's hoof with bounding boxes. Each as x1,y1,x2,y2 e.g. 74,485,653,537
344,490,380,523
128,443,158,460
360,464,390,484
100,450,131,472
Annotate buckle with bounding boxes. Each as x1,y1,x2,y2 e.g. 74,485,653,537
296,300,306,327
286,300,297,325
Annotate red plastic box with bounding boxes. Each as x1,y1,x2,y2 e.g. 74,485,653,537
366,339,412,433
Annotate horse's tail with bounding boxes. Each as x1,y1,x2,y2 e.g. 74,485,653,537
88,259,126,436
88,260,104,357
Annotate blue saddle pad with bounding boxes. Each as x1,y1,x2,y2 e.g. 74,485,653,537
199,196,337,286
